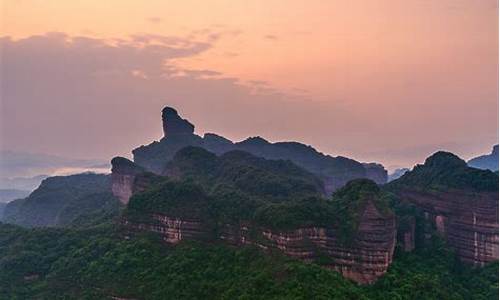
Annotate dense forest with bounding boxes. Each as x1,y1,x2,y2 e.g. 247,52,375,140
126,148,391,237
0,222,497,300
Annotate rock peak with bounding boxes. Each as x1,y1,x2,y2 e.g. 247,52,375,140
161,106,195,138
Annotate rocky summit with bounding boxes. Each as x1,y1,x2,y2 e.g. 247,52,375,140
162,107,195,137
131,106,388,195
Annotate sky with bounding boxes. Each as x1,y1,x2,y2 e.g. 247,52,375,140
1,0,498,170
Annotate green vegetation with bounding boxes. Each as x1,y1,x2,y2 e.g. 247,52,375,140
126,148,393,237
389,151,499,192
0,223,497,299
253,196,334,230
167,146,324,199
57,192,122,227
366,236,499,300
126,180,210,221
329,179,393,244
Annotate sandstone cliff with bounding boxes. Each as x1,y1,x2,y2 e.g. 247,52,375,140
125,199,395,284
388,151,499,265
120,151,396,285
111,157,146,204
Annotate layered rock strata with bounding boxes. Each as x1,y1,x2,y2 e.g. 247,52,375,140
398,189,498,266
125,199,396,284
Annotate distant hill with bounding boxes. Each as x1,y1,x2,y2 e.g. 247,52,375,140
2,173,121,227
467,145,499,171
387,168,410,182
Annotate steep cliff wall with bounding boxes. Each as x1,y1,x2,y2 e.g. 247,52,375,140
111,157,166,205
397,189,498,266
111,157,145,204
123,177,396,285
388,151,499,265
124,214,209,243
125,199,395,284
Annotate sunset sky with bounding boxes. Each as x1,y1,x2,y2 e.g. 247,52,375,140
1,0,498,170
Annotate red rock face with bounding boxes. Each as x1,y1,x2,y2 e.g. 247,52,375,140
398,189,499,265
111,173,135,204
124,215,208,243
111,157,145,204
398,216,416,252
125,200,396,284
111,157,164,204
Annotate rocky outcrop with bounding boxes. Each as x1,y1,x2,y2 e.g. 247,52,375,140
111,157,145,204
125,199,396,284
111,157,166,204
388,151,499,265
124,214,210,243
162,107,195,137
255,200,395,284
131,106,387,192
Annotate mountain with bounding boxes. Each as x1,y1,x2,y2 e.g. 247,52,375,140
387,151,498,265
2,173,121,227
388,168,410,182
467,145,499,171
115,147,396,284
132,106,387,194
390,151,498,192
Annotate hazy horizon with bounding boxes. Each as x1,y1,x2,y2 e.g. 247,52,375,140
1,0,498,169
